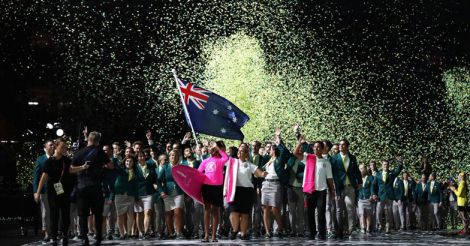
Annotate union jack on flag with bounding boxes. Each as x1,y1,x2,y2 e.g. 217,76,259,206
178,78,210,110
174,77,250,140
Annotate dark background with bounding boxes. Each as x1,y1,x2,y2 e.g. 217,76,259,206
0,0,469,188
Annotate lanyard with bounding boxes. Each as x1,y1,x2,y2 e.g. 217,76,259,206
59,159,65,182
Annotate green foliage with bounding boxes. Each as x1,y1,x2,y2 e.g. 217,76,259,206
443,67,470,176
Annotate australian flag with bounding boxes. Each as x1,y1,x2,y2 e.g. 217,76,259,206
177,78,250,140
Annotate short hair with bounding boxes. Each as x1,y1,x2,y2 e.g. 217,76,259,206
158,154,168,163
88,131,102,145
44,139,54,145
112,142,120,147
382,159,390,164
143,148,151,155
313,141,324,149
133,141,144,147
137,151,145,157
252,140,261,147
55,138,67,146
339,139,350,147
322,140,332,150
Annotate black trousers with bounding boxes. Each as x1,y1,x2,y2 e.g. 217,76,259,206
77,186,104,241
306,190,327,237
48,192,71,241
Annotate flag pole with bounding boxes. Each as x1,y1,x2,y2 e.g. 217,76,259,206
172,69,200,146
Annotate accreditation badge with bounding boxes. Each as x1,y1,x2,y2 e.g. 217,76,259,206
53,182,65,195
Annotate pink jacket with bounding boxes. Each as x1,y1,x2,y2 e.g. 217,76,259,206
198,150,228,185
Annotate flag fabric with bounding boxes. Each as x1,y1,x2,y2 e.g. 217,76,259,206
177,78,250,140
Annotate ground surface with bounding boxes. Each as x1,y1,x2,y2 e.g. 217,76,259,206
14,230,470,246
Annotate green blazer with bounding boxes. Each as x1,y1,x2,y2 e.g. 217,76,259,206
426,181,442,204
402,179,415,202
330,153,362,193
372,164,403,201
158,163,184,196
414,182,429,205
286,157,304,186
272,141,292,185
358,175,375,200
393,178,405,201
135,163,157,197
33,154,49,194
111,164,138,200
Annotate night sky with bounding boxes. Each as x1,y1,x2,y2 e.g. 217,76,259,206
1,0,469,146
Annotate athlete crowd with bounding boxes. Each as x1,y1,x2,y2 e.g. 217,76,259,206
32,126,469,246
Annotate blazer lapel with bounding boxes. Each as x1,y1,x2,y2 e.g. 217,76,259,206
336,155,346,172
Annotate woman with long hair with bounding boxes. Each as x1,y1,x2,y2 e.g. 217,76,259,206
450,172,468,235
225,144,267,240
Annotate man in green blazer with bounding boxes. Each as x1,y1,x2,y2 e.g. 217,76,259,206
392,177,405,230
322,140,337,238
426,173,442,230
372,158,403,233
401,172,415,230
250,140,263,238
414,174,429,230
330,139,362,237
32,140,55,243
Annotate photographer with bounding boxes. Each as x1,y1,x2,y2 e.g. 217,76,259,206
70,131,114,246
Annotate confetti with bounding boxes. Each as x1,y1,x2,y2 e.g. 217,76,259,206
2,0,469,186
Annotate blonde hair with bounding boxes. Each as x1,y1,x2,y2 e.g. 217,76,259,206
169,150,180,164
88,131,102,145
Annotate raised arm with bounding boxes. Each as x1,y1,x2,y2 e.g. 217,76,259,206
146,130,161,155
392,156,404,178
294,134,306,160
217,149,229,164
180,132,192,153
